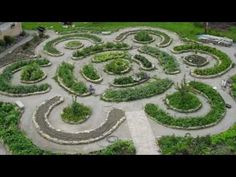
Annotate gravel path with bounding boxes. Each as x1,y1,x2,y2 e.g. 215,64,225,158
1,26,236,154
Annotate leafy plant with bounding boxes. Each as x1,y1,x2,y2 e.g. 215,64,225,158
21,63,44,81
133,54,153,69
82,64,101,81
104,59,131,74
134,31,153,42
93,51,128,63
113,72,149,86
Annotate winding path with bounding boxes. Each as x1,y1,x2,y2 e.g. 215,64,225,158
0,26,236,154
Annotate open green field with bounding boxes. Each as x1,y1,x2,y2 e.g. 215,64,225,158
22,22,236,41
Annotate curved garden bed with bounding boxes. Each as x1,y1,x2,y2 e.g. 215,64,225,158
56,62,90,96
132,31,155,44
183,54,209,67
92,51,129,63
102,77,173,102
33,96,126,144
20,62,47,84
0,102,50,155
145,81,226,129
133,54,155,71
173,44,233,78
115,29,172,47
61,101,92,124
230,74,236,100
164,91,202,113
81,64,103,83
111,72,150,87
43,33,102,56
0,59,51,97
104,59,131,75
139,46,180,74
64,40,84,50
72,42,131,60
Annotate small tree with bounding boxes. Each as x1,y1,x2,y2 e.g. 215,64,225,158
71,95,79,115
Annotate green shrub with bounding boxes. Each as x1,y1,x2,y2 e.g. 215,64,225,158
0,59,50,95
133,54,153,69
145,81,226,128
82,64,101,81
57,62,88,95
113,72,149,86
61,101,92,124
104,59,130,74
174,44,232,76
92,140,136,155
140,46,179,73
0,102,51,155
73,42,130,59
65,41,82,48
102,78,172,102
93,51,128,63
134,31,153,42
21,63,44,81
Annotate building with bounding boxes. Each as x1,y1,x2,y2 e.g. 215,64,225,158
0,22,22,40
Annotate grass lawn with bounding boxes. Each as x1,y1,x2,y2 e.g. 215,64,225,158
23,22,236,41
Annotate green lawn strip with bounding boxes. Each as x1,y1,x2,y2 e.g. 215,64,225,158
145,81,226,129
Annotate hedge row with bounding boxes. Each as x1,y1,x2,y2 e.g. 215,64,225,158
145,81,226,129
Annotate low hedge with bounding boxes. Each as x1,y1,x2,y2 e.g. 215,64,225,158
21,63,45,82
115,29,172,47
145,81,226,129
92,51,129,63
0,59,50,95
159,124,236,155
230,75,236,100
134,31,153,42
102,78,173,102
0,102,50,155
44,33,102,55
56,62,89,95
174,44,233,76
133,54,154,70
165,91,201,112
72,42,130,59
91,140,136,155
104,59,131,75
61,101,92,124
81,64,102,83
139,46,180,74
112,72,149,87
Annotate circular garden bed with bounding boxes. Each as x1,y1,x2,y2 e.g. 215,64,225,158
184,55,209,67
61,101,92,124
165,91,202,113
104,58,131,75
64,40,84,50
133,31,155,44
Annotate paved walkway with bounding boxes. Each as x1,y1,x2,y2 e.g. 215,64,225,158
126,111,160,155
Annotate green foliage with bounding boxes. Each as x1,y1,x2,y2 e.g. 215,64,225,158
134,31,153,42
0,102,50,155
44,33,101,55
73,42,129,58
65,41,82,48
102,78,172,102
92,140,136,155
145,81,226,128
21,63,44,81
57,62,88,95
61,101,92,124
82,64,101,81
166,91,201,111
0,59,50,95
113,72,148,86
104,59,130,74
134,54,153,69
140,46,179,73
174,44,232,76
230,75,236,99
93,51,128,63
159,124,236,155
